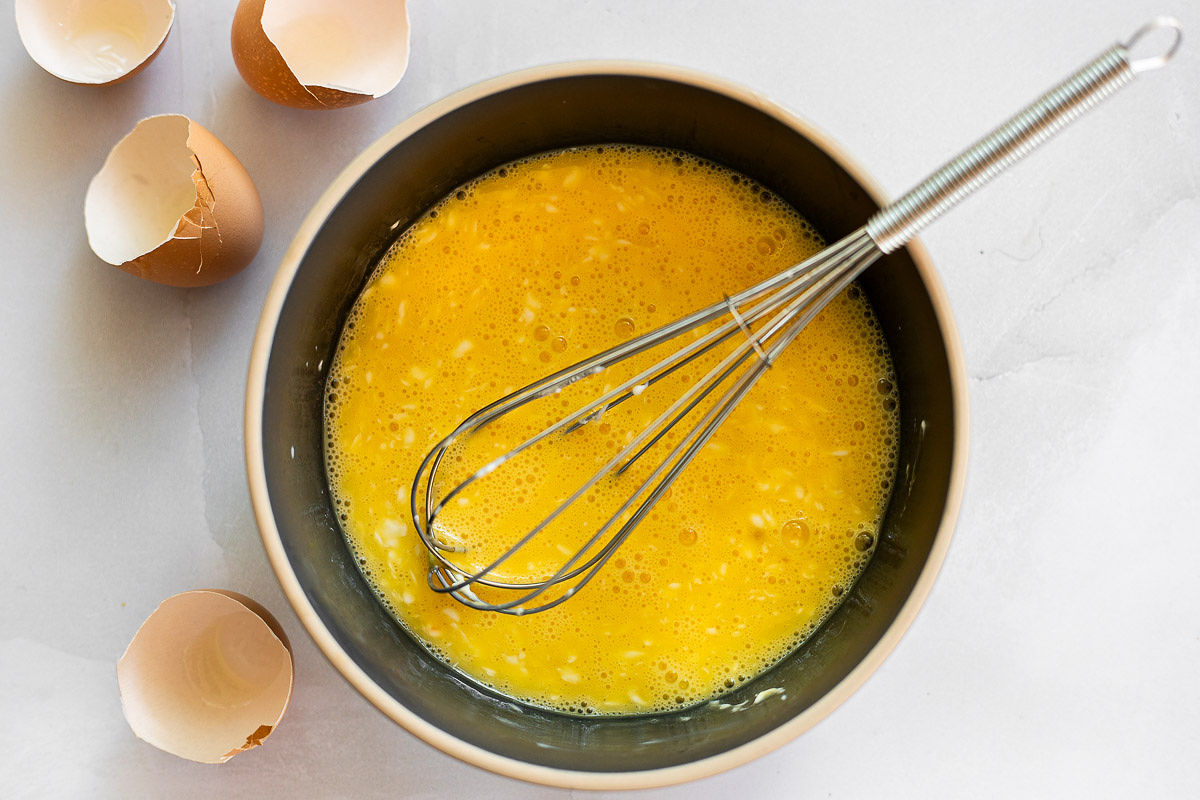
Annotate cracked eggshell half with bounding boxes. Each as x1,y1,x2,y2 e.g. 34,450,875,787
117,589,294,764
15,0,175,85
85,115,263,287
231,0,410,109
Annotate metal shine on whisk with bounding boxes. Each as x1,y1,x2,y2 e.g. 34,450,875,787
411,19,1181,615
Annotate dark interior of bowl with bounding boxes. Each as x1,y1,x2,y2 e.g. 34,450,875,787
259,72,957,773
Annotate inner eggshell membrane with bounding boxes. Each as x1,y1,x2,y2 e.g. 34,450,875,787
117,590,293,764
260,0,410,96
85,115,200,266
15,0,175,84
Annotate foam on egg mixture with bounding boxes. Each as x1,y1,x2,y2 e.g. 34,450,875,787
325,145,899,715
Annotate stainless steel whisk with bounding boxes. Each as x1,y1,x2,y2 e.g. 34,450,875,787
411,19,1181,614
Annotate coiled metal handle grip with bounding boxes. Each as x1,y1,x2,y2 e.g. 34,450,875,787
866,18,1183,254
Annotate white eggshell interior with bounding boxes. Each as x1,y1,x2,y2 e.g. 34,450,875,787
261,0,410,97
15,0,175,84
118,591,293,764
85,115,199,266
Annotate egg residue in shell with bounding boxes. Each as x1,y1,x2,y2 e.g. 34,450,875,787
231,0,411,109
84,114,264,288
15,0,176,85
117,590,294,764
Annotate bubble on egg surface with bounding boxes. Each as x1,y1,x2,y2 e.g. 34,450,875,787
15,0,175,85
84,115,263,287
117,590,293,764
231,0,411,110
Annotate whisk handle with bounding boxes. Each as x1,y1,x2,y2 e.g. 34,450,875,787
865,18,1182,255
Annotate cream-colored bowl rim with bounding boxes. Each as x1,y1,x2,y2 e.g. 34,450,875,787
245,60,969,791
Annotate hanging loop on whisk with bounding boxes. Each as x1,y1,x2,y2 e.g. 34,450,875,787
1123,17,1183,73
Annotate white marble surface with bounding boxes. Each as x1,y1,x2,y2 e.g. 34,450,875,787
2,1,1197,797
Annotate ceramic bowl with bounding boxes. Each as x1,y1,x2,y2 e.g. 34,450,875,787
246,62,968,789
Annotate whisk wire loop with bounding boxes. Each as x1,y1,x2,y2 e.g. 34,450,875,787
413,230,882,613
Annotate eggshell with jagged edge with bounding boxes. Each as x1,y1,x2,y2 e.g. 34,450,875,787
117,590,294,764
231,0,411,109
85,115,264,287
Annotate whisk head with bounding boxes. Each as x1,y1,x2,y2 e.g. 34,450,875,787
410,226,883,614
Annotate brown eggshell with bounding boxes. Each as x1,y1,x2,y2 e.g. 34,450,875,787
84,115,264,288
231,0,410,110
117,589,294,764
15,0,176,86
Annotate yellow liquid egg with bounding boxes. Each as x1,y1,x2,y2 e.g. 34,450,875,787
325,145,899,715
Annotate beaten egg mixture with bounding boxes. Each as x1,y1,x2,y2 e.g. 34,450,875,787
325,146,899,714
